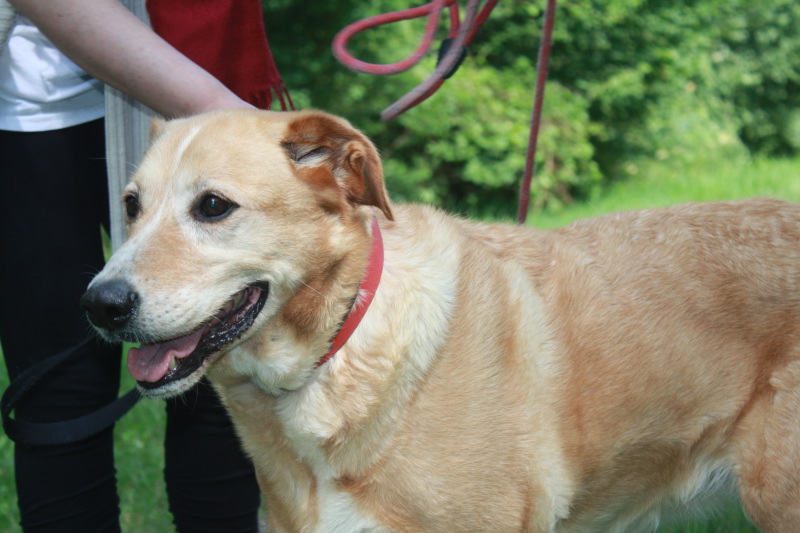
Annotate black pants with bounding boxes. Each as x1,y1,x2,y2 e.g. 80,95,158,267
0,120,260,532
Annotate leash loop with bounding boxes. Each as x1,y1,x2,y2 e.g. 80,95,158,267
333,0,499,120
332,0,456,76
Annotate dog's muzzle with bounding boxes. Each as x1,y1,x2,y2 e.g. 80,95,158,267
80,280,270,390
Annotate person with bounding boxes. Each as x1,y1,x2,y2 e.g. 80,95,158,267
0,0,289,531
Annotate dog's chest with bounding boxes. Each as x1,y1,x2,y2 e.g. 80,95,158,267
313,475,387,533
293,447,387,532
277,405,390,532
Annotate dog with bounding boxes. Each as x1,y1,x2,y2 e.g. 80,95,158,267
80,108,800,532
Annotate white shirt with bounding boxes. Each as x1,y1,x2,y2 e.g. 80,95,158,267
0,15,104,132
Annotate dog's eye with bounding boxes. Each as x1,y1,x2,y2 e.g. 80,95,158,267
298,146,330,162
124,194,140,221
194,194,237,221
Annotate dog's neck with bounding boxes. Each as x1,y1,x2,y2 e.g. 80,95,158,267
315,216,384,368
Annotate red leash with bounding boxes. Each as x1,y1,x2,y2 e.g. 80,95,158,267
332,0,499,120
332,0,458,76
516,0,556,225
316,217,384,367
333,0,557,223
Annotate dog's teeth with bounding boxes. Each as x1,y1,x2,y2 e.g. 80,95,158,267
168,356,178,372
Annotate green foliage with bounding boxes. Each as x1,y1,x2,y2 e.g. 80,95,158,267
264,0,800,214
382,56,602,215
547,0,800,171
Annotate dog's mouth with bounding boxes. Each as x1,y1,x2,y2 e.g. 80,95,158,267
130,282,269,390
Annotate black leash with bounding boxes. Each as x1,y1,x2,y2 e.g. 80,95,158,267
1,338,140,446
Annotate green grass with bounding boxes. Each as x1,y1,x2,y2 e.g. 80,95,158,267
2,154,798,532
114,369,173,531
527,155,800,229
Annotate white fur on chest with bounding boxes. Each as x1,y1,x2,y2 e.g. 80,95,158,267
275,390,389,533
284,427,387,532
315,475,387,533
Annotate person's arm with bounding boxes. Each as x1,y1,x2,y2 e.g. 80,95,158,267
9,0,252,118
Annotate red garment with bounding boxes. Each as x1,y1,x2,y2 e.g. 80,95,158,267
146,0,292,110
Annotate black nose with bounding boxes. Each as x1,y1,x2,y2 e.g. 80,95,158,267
80,279,139,331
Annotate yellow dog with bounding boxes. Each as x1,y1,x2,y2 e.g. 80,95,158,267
82,109,800,532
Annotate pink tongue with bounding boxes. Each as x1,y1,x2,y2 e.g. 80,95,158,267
127,328,206,382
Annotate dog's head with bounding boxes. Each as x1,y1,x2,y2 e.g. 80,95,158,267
81,109,393,397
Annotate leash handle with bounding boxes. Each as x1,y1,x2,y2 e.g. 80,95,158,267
1,339,140,446
332,0,498,120
332,0,457,76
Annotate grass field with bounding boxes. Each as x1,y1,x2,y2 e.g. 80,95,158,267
527,155,800,229
2,154,798,532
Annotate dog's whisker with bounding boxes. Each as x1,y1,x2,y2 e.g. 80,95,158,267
298,280,323,298
82,262,105,278
123,158,139,173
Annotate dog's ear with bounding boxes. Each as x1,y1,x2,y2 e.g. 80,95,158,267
282,112,394,221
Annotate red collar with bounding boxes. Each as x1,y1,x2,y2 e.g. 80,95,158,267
316,216,384,367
